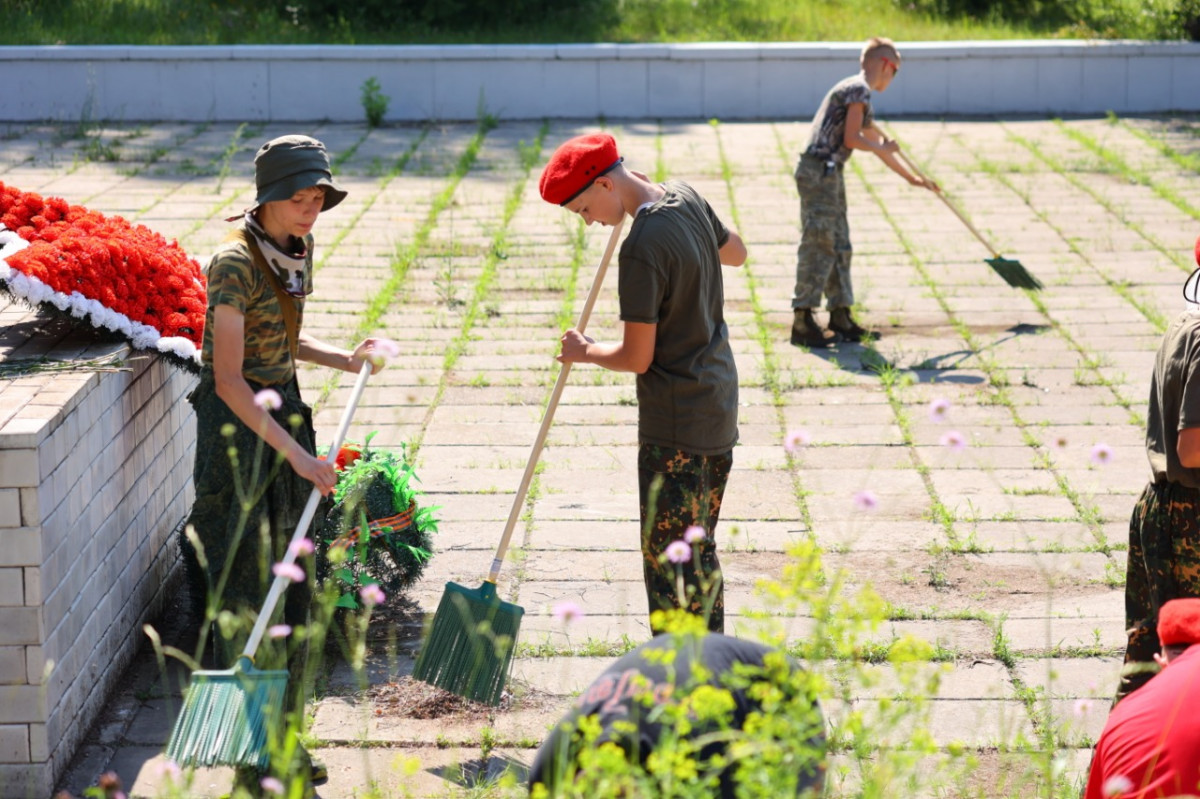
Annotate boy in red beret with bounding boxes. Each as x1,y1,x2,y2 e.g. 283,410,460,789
1118,235,1200,702
540,132,747,634
1085,598,1200,797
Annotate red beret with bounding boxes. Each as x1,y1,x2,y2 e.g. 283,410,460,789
1158,598,1200,646
539,133,622,206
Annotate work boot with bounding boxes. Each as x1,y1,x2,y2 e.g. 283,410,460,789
791,309,835,349
829,307,876,343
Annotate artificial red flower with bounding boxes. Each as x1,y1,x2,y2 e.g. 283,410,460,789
1,181,207,350
334,446,363,471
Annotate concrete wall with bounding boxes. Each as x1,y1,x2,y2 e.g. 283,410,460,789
0,348,194,798
0,40,1197,123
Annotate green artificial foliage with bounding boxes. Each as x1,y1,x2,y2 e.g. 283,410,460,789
316,435,439,608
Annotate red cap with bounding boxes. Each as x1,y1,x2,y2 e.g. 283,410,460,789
1158,598,1200,646
1195,234,1200,267
539,133,622,206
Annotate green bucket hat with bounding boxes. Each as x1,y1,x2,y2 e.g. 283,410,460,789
249,135,347,214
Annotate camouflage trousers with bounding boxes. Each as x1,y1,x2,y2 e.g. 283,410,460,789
792,153,854,311
1118,480,1200,700
638,444,733,634
181,369,317,697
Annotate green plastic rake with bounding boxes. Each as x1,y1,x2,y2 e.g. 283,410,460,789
897,150,1042,291
165,361,373,768
413,218,626,705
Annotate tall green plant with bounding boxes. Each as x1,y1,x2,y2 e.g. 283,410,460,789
360,77,389,129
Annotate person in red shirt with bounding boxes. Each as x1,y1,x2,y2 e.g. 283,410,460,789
1085,597,1200,798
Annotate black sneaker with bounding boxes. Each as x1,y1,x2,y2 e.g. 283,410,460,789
791,309,835,349
829,307,876,343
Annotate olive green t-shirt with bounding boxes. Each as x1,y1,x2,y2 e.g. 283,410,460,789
618,180,738,456
1146,311,1200,488
200,228,312,386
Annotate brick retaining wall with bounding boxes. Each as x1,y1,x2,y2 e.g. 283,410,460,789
0,317,193,798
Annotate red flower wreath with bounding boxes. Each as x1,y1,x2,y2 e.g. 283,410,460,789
0,181,206,371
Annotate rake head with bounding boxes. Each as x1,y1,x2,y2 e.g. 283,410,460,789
986,257,1043,291
165,657,287,769
412,581,524,706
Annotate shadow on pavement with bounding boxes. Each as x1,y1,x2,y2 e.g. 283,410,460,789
804,322,1048,383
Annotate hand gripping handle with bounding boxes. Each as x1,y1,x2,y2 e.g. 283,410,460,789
243,360,374,659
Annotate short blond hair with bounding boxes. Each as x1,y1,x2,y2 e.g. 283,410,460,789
861,37,899,66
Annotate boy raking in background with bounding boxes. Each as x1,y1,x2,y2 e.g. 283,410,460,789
791,36,937,349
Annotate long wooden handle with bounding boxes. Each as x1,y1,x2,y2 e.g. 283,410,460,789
486,218,625,583
243,360,373,659
895,149,1001,260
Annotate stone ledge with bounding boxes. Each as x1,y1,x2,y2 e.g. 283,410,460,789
0,40,1196,122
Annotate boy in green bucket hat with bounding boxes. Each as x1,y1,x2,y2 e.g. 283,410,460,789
182,134,390,786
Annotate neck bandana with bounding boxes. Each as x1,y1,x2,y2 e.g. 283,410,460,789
243,213,312,298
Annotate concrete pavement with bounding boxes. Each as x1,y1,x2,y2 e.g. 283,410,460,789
4,112,1195,797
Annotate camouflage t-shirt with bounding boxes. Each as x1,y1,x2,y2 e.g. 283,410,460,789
200,228,313,386
803,73,873,164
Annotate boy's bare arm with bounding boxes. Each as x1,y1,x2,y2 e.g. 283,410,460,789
858,125,937,190
843,103,895,159
720,231,747,267
1178,426,1200,467
558,321,656,373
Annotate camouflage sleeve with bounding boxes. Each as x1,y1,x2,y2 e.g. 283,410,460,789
204,243,260,316
841,81,871,107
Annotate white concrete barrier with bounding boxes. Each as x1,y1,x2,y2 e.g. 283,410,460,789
0,40,1197,123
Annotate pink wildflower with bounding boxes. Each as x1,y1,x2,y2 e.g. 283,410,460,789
253,388,283,411
375,338,402,359
267,624,292,639
288,538,315,557
939,430,967,452
684,525,707,544
359,583,386,607
552,601,584,624
665,540,691,564
784,429,811,453
852,490,878,512
272,562,304,583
